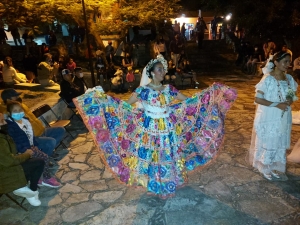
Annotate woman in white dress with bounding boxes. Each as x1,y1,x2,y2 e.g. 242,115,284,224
249,51,298,180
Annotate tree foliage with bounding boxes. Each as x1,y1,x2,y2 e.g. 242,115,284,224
0,0,181,36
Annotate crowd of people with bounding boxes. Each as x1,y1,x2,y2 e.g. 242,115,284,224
234,38,298,77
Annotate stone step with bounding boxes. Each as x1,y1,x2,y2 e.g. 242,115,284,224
44,85,61,93
14,83,42,91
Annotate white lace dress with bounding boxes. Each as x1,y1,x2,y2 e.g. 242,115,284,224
249,74,298,174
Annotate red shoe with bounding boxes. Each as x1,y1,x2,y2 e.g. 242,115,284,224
42,177,61,188
38,178,43,187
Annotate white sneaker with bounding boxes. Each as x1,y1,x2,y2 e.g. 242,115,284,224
13,186,35,198
26,191,41,206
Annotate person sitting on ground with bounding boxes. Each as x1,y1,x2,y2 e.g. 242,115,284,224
37,53,59,87
5,101,61,188
179,59,199,88
66,58,76,73
60,69,85,107
112,69,125,93
0,113,44,206
0,57,27,87
246,45,262,74
165,60,177,85
0,89,65,157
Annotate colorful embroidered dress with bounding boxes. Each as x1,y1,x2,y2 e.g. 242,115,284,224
74,83,237,198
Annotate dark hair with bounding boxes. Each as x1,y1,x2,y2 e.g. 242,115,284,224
4,57,13,67
148,61,162,78
6,101,22,114
272,51,291,62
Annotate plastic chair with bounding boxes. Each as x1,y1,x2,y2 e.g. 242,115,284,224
32,104,74,142
59,95,82,121
0,193,27,211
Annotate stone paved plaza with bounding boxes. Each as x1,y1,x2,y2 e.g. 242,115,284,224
1,42,300,225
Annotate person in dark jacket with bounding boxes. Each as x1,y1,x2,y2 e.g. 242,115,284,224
0,113,44,206
5,101,61,188
60,69,85,107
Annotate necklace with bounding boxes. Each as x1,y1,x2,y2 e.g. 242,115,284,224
149,82,162,88
275,74,290,102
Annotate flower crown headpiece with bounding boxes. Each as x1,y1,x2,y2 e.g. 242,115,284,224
145,54,168,78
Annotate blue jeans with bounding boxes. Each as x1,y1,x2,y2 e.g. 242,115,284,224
35,127,65,155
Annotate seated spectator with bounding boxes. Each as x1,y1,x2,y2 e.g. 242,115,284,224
282,45,293,62
74,67,88,91
0,57,27,87
246,45,262,74
0,89,65,157
60,69,85,107
293,56,300,83
37,53,59,87
112,69,125,93
263,39,276,59
66,58,76,73
0,113,44,206
5,101,61,188
122,53,133,73
165,60,177,84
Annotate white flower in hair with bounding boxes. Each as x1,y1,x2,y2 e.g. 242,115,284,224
262,55,275,75
145,54,168,78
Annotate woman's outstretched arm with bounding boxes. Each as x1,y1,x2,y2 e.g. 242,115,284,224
126,93,139,105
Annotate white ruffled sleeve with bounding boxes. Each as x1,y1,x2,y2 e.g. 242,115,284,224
287,74,298,91
255,75,272,94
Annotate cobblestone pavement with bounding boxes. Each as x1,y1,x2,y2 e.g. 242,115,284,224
1,42,300,225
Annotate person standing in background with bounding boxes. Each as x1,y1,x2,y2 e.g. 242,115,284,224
196,17,207,49
8,25,22,46
105,41,114,64
169,34,183,68
211,16,218,40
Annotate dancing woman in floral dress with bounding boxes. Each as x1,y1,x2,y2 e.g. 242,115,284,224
249,51,298,180
74,55,237,198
